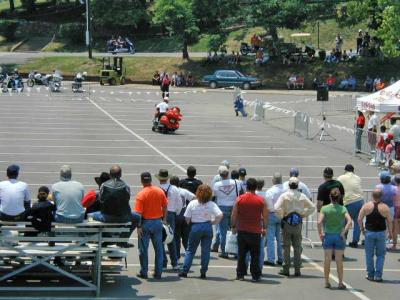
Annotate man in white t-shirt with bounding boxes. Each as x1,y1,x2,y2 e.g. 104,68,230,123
155,97,169,120
283,168,312,199
389,118,400,159
212,166,240,258
210,160,230,187
0,165,30,221
156,169,183,270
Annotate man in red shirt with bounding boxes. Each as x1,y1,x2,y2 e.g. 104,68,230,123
231,178,268,282
356,111,366,153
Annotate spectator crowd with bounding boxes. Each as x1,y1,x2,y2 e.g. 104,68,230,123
0,160,397,287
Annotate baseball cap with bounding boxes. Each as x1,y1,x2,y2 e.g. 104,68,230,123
238,168,247,176
218,166,229,176
288,177,299,189
141,172,152,183
323,167,334,177
344,164,354,172
289,167,299,177
379,171,391,181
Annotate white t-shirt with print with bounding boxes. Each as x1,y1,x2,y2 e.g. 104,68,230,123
184,199,222,223
213,179,239,207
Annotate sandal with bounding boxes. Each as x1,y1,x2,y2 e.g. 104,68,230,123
338,283,347,290
325,282,331,289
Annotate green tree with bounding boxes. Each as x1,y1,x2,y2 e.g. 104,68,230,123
153,0,199,59
91,0,148,30
8,0,15,12
377,2,400,56
21,0,36,12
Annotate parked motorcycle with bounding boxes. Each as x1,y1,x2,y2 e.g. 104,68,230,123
107,38,135,54
152,107,182,134
49,74,63,92
27,71,49,87
72,72,87,93
240,42,263,56
1,74,24,93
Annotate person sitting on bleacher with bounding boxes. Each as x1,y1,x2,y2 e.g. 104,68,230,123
89,165,140,248
82,172,110,217
0,164,31,222
26,186,56,233
52,165,85,224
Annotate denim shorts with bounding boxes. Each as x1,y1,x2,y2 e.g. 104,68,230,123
323,233,345,250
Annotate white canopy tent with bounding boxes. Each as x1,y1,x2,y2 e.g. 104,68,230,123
357,80,400,113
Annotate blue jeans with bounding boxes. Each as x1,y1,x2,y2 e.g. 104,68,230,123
345,200,363,244
175,208,189,259
235,107,247,117
182,222,213,274
89,211,140,239
55,213,84,224
138,219,164,276
365,230,386,279
356,128,363,151
213,206,232,255
267,213,283,263
163,211,177,267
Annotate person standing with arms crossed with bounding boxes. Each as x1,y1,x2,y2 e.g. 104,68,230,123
135,172,168,280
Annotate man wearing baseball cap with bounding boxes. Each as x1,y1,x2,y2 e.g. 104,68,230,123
0,164,30,221
317,167,345,211
135,172,168,279
337,164,364,248
283,168,312,199
210,160,230,188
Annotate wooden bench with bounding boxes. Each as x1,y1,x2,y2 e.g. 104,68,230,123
0,221,131,296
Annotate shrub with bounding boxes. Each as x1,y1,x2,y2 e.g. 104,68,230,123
0,20,19,41
58,23,85,45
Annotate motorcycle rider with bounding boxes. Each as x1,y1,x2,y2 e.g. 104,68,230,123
155,97,169,122
11,68,22,89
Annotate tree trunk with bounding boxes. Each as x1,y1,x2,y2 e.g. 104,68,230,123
182,39,189,59
9,0,15,11
269,25,278,42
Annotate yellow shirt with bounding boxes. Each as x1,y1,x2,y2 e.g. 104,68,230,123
337,172,363,206
274,190,315,219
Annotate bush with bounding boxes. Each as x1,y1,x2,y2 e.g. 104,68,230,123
0,20,19,41
58,23,85,45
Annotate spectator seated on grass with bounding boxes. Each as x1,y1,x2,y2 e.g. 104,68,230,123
341,50,349,62
186,72,194,87
339,75,357,91
287,74,297,89
152,71,161,85
364,76,374,92
313,74,323,89
176,72,186,87
295,75,305,89
348,49,357,61
324,49,339,63
171,72,178,87
326,74,337,90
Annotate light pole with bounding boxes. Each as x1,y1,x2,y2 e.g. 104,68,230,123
81,0,92,59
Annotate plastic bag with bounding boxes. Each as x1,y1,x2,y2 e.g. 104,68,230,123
225,230,238,254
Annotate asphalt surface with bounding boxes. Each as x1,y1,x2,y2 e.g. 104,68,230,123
0,84,398,299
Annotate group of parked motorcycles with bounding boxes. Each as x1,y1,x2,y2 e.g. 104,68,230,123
0,70,87,93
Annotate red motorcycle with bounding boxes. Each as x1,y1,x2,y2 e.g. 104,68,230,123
152,107,182,134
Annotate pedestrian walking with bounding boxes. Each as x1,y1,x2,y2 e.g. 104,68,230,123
156,169,183,270
318,188,352,289
178,184,223,279
358,189,393,282
264,173,285,266
274,177,315,276
355,111,365,153
367,111,379,154
135,172,168,280
231,178,268,282
337,164,364,248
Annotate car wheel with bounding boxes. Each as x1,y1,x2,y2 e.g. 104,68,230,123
120,77,125,85
243,82,251,90
210,81,217,89
100,80,104,86
110,78,117,85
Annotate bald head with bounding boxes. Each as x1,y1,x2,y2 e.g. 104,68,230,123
372,188,382,202
60,165,72,181
110,165,122,179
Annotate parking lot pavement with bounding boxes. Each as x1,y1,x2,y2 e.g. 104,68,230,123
0,85,396,299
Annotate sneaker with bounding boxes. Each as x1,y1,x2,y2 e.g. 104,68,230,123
178,272,187,278
137,273,148,279
264,261,275,266
152,273,161,279
236,276,244,281
278,270,290,276
251,277,260,283
338,283,347,290
294,271,301,277
325,282,331,289
211,245,219,252
374,277,383,282
200,273,206,279
348,242,358,248
366,275,374,281
219,253,229,259
118,242,134,248
276,260,283,266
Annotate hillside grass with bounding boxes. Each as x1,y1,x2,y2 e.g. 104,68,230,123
0,0,48,13
15,55,400,89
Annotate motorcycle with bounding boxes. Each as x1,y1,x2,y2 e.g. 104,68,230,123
152,107,182,134
27,71,49,87
72,72,86,93
1,74,24,93
49,74,63,92
240,42,263,56
107,38,135,55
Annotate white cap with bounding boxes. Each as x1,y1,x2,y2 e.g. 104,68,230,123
163,96,169,101
218,166,229,175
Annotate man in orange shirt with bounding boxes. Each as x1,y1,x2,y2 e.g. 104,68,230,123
135,172,168,280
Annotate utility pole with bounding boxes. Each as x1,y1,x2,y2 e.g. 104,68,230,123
317,21,320,49
85,0,92,59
